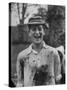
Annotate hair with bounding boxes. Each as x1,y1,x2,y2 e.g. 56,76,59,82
28,24,47,32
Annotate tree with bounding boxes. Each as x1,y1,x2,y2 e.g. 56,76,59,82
46,5,65,47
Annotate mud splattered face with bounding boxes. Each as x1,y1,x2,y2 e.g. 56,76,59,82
29,24,45,44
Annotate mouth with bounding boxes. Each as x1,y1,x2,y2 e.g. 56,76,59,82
34,35,41,39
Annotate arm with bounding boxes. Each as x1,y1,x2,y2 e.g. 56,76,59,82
62,54,65,74
16,54,24,87
54,50,62,84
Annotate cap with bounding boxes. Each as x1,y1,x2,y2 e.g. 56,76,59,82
24,14,49,28
24,5,49,28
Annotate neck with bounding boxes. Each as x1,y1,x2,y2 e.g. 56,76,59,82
32,42,43,52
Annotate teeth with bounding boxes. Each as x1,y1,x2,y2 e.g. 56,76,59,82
34,36,41,38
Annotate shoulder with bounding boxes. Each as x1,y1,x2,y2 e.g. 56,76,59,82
45,44,58,55
17,46,31,61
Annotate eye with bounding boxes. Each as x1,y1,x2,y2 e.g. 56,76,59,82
32,27,36,32
38,25,43,31
38,27,42,31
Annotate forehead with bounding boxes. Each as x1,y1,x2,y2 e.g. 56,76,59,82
28,24,43,29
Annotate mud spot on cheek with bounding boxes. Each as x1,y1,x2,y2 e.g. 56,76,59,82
47,54,49,58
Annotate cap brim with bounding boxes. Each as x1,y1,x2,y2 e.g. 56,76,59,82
27,22,49,29
27,22,45,25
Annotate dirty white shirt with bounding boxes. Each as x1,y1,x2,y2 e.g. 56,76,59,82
16,42,61,87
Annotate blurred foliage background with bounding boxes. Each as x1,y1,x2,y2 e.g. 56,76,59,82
9,3,65,85
9,3,65,47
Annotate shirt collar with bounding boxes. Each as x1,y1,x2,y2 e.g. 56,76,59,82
28,41,48,54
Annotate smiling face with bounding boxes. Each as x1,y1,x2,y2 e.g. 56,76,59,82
29,24,45,44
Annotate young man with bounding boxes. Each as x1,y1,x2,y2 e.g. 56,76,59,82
16,14,62,87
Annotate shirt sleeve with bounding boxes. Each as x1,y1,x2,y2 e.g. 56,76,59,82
16,54,24,87
62,54,65,74
54,50,62,82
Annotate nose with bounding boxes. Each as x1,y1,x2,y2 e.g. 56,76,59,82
36,28,39,34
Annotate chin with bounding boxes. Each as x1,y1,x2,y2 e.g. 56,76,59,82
32,38,43,44
34,40,42,44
